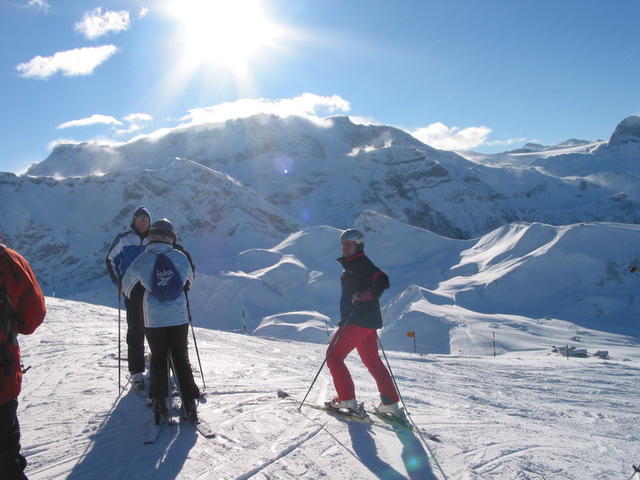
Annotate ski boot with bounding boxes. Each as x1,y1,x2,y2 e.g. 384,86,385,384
152,398,169,425
132,372,145,392
182,397,198,422
326,397,368,419
375,401,409,425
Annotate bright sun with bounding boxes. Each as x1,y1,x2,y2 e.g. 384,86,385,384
164,0,283,76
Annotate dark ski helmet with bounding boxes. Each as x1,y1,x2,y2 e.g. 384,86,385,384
148,218,176,244
340,228,365,252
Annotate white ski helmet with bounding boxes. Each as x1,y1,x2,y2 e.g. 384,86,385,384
340,229,365,251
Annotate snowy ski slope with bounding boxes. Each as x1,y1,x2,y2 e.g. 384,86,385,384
18,298,640,480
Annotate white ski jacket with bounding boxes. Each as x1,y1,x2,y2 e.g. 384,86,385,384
122,242,194,328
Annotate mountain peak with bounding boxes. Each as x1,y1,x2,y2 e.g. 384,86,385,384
609,115,640,146
556,138,592,147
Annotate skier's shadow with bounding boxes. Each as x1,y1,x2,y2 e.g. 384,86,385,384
342,419,406,480
66,389,197,479
391,424,438,480
334,413,438,480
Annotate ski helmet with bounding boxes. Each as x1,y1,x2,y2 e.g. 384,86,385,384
148,218,176,244
340,229,365,252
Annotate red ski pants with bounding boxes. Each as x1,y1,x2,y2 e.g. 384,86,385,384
326,325,399,404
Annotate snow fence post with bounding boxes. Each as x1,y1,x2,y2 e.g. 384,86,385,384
242,310,247,335
407,331,416,353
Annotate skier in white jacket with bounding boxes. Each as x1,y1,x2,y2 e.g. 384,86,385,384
122,218,200,421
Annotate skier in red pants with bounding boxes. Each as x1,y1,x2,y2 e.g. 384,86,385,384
326,229,401,417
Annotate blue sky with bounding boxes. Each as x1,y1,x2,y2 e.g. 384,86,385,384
1,0,639,174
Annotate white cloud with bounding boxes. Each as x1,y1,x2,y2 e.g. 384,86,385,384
16,45,118,79
122,113,153,123
27,0,50,11
75,8,130,40
179,93,351,126
116,113,153,135
411,122,492,151
115,124,144,135
485,137,530,147
57,114,122,129
138,7,149,18
55,111,153,137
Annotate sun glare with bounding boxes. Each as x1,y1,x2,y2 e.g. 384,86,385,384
165,0,283,76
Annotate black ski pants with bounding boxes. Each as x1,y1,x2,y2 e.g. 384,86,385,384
145,323,199,402
125,284,145,375
0,400,27,480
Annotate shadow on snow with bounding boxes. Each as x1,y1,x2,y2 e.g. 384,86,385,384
341,415,438,480
67,388,197,480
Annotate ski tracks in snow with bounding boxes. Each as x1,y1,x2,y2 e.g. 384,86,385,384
234,424,325,480
17,299,640,479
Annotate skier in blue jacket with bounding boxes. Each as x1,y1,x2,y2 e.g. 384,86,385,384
106,207,151,389
122,218,199,421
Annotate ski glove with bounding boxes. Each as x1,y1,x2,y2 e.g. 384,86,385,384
352,288,374,305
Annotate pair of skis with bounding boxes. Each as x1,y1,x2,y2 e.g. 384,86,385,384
142,390,216,443
136,362,215,444
277,390,440,442
142,402,216,444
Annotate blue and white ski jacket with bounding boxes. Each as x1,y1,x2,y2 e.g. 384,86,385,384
121,242,194,329
105,230,148,285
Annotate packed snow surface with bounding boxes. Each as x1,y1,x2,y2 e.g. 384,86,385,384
18,298,640,479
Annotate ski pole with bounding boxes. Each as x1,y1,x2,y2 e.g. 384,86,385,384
185,288,206,392
117,281,122,396
168,349,186,416
298,305,359,411
298,358,327,412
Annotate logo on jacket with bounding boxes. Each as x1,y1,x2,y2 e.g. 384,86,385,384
156,269,174,287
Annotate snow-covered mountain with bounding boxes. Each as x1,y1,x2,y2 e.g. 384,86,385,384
501,138,595,155
194,211,640,356
609,115,640,146
24,114,640,238
463,115,640,175
19,298,640,479
0,159,300,296
2,114,640,356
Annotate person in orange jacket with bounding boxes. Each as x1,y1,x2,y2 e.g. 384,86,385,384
0,244,46,480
